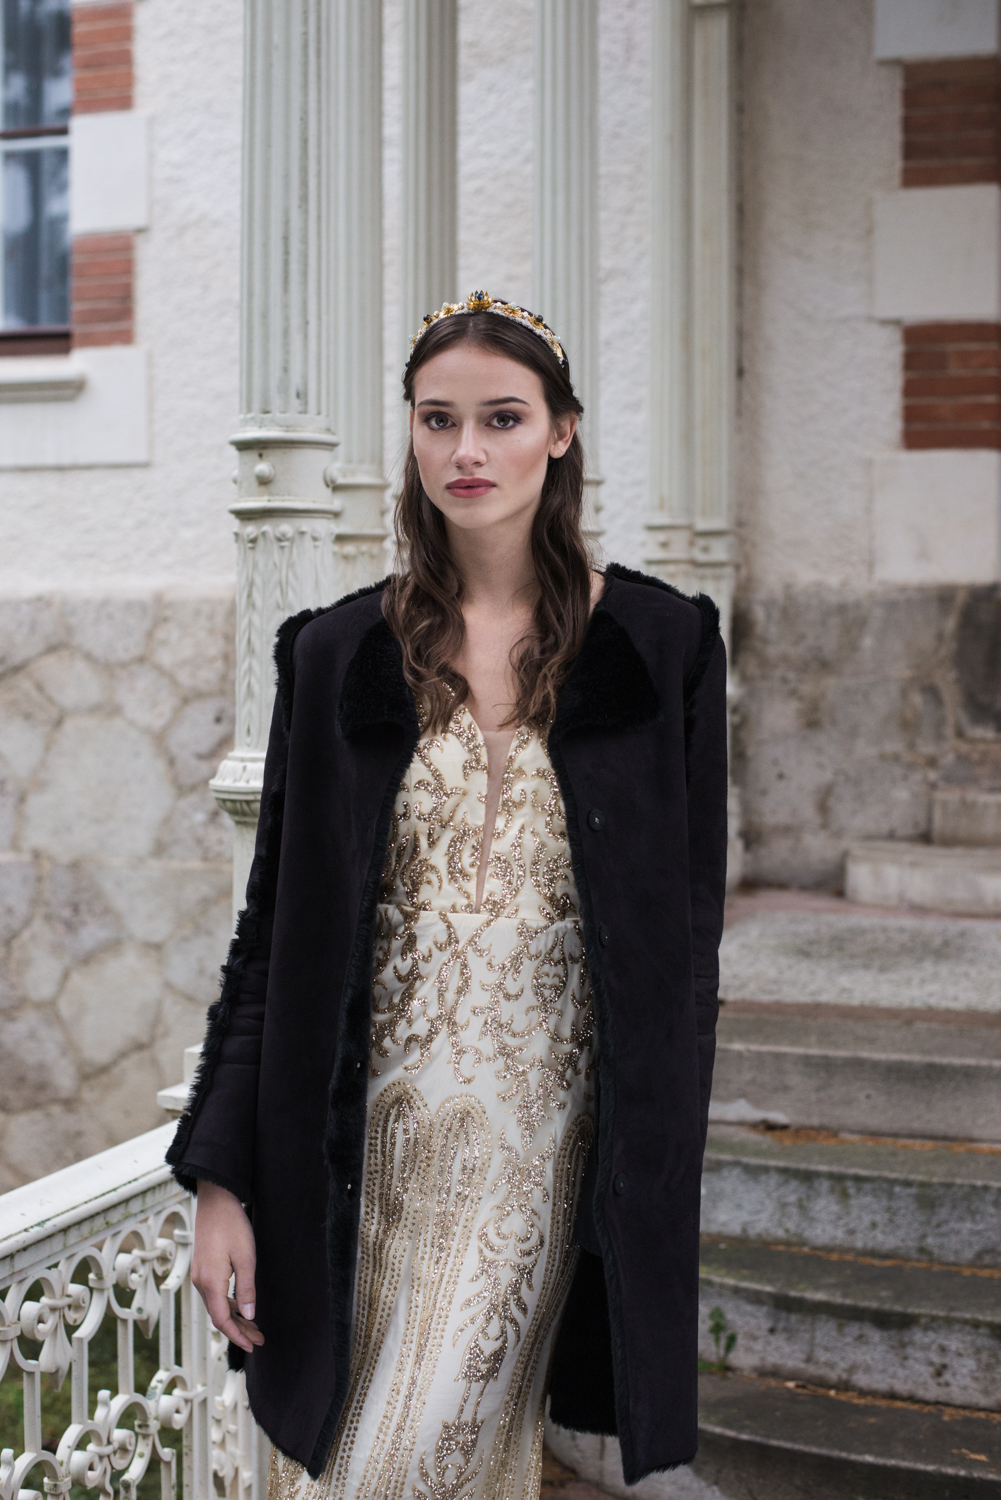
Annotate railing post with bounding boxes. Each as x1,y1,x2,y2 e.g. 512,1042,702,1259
210,0,387,918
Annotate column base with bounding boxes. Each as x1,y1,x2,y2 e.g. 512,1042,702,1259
210,751,264,926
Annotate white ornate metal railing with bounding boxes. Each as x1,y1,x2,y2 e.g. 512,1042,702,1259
0,1121,266,1500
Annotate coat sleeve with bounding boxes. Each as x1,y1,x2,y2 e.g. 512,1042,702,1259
685,626,728,1149
165,692,288,1200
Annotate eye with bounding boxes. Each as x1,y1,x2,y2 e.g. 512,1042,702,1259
423,412,453,430
490,411,521,429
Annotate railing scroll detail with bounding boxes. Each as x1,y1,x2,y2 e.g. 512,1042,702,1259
0,1126,266,1500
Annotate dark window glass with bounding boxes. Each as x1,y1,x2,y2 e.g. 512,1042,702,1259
2,0,71,131
3,143,68,325
1,0,71,331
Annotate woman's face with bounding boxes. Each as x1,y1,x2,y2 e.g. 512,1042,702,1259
410,343,575,537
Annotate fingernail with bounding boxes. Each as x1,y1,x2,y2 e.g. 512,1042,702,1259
241,1303,255,1319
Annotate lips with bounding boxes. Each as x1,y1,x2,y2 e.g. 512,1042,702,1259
445,479,496,497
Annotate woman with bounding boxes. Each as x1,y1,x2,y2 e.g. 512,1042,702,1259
168,291,728,1497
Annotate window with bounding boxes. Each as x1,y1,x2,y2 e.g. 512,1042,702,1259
1,0,71,345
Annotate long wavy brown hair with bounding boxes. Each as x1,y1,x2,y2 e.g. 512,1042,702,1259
383,309,593,733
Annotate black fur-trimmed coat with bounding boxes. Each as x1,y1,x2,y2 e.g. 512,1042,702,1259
166,562,728,1485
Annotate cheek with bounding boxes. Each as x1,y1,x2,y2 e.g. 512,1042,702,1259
500,428,553,481
411,427,442,480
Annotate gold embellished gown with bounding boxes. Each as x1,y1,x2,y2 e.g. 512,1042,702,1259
272,705,595,1500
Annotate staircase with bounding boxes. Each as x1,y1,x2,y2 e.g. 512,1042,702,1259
691,999,1001,1499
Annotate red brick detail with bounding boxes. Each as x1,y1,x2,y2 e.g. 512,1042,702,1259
72,3,133,114
72,232,133,346
903,323,1001,448
902,57,1000,186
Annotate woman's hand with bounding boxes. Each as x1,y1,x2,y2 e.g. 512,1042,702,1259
191,1180,265,1354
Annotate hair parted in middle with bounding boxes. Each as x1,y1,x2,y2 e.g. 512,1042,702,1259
382,307,593,734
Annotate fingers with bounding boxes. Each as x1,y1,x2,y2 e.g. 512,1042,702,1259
200,1282,256,1353
197,1284,264,1352
232,1256,257,1324
227,1297,265,1347
192,1185,263,1353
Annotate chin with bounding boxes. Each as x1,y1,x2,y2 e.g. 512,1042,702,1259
435,497,536,532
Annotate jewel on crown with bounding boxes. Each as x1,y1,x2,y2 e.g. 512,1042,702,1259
407,291,567,370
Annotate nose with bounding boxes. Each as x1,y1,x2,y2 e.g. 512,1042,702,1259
452,418,486,471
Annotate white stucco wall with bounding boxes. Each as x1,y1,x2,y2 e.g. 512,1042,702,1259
0,0,243,594
738,0,901,593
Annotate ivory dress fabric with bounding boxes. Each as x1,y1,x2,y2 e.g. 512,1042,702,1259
270,705,595,1500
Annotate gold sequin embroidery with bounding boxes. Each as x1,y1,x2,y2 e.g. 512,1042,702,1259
284,706,596,1500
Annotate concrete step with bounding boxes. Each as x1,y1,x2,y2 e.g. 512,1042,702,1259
699,1236,1001,1409
846,839,1001,916
719,897,1001,1013
702,1125,1001,1265
692,1371,1001,1500
712,1002,1001,1141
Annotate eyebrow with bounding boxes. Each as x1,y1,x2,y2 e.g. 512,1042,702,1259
415,396,531,410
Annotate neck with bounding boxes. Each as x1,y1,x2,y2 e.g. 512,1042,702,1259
446,517,538,615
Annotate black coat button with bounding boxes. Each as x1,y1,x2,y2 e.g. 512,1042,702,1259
587,808,606,831
613,1172,628,1196
598,925,610,946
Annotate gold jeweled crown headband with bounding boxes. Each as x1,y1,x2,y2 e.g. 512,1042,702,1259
406,290,568,370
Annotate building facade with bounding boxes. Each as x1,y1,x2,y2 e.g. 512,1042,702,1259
0,0,998,1185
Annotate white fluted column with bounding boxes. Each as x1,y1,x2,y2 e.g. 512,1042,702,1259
689,0,736,642
646,0,693,592
646,0,740,882
212,0,387,917
402,0,457,349
534,0,602,538
645,0,736,641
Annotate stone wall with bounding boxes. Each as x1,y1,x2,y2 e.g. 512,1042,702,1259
734,583,1001,887
0,593,234,1190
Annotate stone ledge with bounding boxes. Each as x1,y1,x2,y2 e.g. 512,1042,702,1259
157,1044,201,1117
846,840,1001,916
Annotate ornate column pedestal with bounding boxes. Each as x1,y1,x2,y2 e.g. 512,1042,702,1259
211,436,385,911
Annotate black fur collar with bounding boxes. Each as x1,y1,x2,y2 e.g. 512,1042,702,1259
551,603,661,739
336,595,661,740
337,617,421,738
